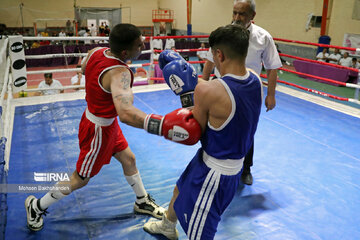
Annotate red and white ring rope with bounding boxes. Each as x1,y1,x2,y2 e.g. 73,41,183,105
20,34,360,104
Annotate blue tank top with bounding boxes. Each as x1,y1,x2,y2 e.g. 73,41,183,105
201,71,263,160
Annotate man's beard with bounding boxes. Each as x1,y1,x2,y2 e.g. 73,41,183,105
231,20,248,28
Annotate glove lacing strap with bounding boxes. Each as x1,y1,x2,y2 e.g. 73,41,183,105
144,114,164,136
180,91,194,108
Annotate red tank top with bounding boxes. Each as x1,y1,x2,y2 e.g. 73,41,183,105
85,47,134,118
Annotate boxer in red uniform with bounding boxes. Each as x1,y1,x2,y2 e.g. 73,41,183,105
25,23,201,231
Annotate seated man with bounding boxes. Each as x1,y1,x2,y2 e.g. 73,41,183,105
316,48,329,62
71,65,86,91
351,57,360,69
328,48,342,64
339,52,352,67
36,73,64,95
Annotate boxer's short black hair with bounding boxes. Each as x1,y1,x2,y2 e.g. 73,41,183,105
209,24,249,60
110,23,141,56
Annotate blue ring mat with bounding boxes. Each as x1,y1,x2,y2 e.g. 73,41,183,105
5,88,360,240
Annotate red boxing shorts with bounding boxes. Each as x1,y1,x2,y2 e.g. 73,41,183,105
76,109,128,178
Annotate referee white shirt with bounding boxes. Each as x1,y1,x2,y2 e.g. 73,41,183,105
207,23,282,78
38,79,63,95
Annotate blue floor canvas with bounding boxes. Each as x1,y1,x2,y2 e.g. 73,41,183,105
5,88,360,240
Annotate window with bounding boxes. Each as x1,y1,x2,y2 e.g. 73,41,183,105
311,16,322,28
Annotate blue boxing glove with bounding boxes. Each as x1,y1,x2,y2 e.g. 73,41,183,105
158,50,184,70
163,59,198,108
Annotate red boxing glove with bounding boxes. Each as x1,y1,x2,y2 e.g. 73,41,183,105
144,108,201,145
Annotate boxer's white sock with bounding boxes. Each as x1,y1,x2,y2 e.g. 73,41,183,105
125,172,147,203
39,183,67,210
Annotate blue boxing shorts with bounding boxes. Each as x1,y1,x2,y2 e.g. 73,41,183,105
174,148,243,240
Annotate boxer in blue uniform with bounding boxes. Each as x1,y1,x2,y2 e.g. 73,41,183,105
144,24,263,240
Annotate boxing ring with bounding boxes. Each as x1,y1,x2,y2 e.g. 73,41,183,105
1,34,360,240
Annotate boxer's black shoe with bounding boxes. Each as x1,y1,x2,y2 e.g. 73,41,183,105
134,194,165,219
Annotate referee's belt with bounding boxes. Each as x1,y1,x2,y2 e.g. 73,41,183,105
203,151,244,176
85,108,115,126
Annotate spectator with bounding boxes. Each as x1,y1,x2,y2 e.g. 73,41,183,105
58,29,66,37
104,25,110,35
351,57,360,69
90,24,97,36
84,29,91,44
316,48,329,62
31,41,40,49
66,20,72,32
152,34,163,51
71,66,86,91
40,31,50,46
99,22,105,36
328,48,342,64
197,42,208,72
78,27,86,37
36,73,64,96
164,34,175,50
339,52,352,67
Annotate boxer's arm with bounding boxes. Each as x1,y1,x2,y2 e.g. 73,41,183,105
110,68,147,128
192,81,211,132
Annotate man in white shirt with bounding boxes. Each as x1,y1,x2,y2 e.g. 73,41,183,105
197,42,208,72
84,29,91,44
90,24,97,37
152,34,163,50
37,73,64,95
328,48,341,64
71,66,86,91
202,0,282,185
339,52,352,67
164,34,175,50
316,48,329,62
58,29,66,37
351,57,360,69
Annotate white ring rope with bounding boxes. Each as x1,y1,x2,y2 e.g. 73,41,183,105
0,38,8,66
25,53,88,59
25,50,153,60
0,57,10,137
25,84,86,92
27,68,81,75
15,34,360,103
4,74,13,171
24,76,148,92
23,36,109,41
26,63,147,75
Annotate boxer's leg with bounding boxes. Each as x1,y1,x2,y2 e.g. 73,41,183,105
143,186,179,240
114,148,165,219
25,170,90,231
